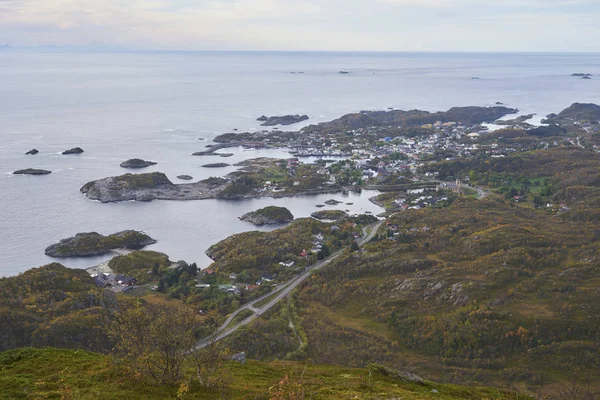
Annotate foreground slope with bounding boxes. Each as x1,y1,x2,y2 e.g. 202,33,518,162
0,348,525,400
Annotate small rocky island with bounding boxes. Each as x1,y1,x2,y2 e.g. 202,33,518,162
311,210,347,220
257,115,309,126
177,175,193,180
239,206,294,226
13,168,51,175
62,147,84,155
572,73,593,79
120,158,157,168
25,149,39,155
324,199,343,205
80,172,229,203
202,163,230,168
45,230,156,258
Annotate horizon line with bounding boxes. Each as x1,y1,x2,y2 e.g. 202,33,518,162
2,47,600,55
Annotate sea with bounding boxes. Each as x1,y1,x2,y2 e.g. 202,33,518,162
1,51,600,277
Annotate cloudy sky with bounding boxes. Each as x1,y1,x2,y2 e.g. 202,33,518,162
1,0,599,51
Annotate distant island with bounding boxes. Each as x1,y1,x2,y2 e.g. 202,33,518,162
120,159,157,168
257,114,309,126
13,168,51,175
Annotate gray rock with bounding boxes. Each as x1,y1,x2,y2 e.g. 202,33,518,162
177,175,193,181
231,352,246,364
25,149,39,155
62,147,84,155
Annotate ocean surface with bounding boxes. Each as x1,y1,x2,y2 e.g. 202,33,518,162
1,51,600,277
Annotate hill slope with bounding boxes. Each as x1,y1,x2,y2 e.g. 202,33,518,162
0,347,525,399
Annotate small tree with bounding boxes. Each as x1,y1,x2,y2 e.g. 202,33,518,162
109,300,196,384
189,311,231,388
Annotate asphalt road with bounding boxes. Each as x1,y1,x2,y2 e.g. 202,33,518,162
196,220,385,349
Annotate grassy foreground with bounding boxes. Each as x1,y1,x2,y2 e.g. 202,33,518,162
0,347,526,400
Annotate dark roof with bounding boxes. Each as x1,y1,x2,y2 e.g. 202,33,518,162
115,274,136,284
93,275,109,287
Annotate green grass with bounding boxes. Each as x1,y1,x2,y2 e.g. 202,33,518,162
0,347,527,400
228,309,255,328
253,290,279,308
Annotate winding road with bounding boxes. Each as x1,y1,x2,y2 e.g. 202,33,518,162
196,220,385,349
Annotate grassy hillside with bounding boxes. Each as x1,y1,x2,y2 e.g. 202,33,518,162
224,147,600,397
0,263,113,352
0,347,525,399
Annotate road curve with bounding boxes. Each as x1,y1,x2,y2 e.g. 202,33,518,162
196,220,385,349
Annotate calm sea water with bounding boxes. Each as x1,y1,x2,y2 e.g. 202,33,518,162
1,51,600,276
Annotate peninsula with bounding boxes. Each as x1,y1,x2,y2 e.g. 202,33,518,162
80,172,229,203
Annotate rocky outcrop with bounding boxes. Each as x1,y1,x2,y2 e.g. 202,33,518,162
80,172,228,203
25,149,39,155
239,206,294,226
62,147,84,155
45,230,156,258
256,115,268,121
259,115,309,126
120,159,157,168
13,168,51,175
177,175,193,180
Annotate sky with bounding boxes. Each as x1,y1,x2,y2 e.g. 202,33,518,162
0,0,599,52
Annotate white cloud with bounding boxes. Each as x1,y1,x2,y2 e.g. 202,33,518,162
0,0,599,51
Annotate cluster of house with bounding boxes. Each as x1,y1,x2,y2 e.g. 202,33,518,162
91,272,137,292
389,187,450,211
298,233,328,258
193,268,279,295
